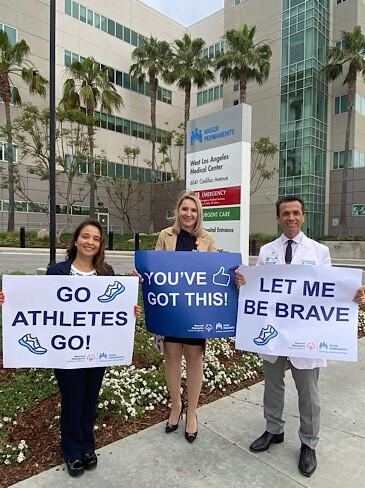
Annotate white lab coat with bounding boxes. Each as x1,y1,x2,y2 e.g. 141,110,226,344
257,232,331,369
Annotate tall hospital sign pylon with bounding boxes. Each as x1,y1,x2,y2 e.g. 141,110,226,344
186,104,251,262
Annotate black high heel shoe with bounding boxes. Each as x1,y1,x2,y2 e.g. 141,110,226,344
165,402,184,433
185,412,198,443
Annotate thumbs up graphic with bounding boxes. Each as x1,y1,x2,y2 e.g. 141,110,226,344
212,267,230,287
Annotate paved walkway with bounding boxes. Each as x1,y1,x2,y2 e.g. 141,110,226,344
10,338,365,488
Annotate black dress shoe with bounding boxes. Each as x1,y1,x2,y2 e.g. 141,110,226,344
298,444,317,477
249,431,284,452
185,413,198,443
165,403,184,433
83,452,98,470
66,459,84,477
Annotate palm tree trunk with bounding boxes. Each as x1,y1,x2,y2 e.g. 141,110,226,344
4,91,15,231
149,76,158,234
87,118,95,219
340,77,355,238
240,73,247,104
184,83,191,180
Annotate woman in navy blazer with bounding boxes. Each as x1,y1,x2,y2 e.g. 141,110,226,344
0,220,140,477
47,219,114,477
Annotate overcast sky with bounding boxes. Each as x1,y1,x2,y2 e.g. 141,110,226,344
140,0,224,26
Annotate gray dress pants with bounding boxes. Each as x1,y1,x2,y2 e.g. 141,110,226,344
263,357,321,449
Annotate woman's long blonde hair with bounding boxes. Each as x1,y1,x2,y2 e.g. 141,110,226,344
171,190,204,237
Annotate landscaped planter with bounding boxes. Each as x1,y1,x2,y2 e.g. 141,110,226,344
320,241,365,260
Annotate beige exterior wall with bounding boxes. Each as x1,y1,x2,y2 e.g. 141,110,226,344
0,0,187,232
328,0,365,236
1,0,365,236
221,0,282,235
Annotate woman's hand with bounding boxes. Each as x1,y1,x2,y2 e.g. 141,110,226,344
134,305,143,318
132,269,143,283
235,269,246,287
0,291,4,306
353,285,365,305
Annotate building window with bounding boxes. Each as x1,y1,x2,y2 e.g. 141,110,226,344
28,202,47,213
72,205,89,216
87,9,93,25
0,22,17,44
355,93,365,116
93,109,169,143
79,5,86,23
336,0,347,4
64,1,151,54
0,141,17,163
233,100,239,106
333,150,353,169
234,0,241,5
352,150,365,168
201,41,224,59
108,19,115,36
72,1,79,19
64,50,172,105
334,94,348,114
131,30,138,46
197,84,223,106
100,16,107,32
65,0,72,16
116,23,123,39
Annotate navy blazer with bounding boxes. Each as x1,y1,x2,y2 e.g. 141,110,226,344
46,258,114,276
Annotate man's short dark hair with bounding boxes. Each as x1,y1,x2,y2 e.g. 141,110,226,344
276,195,305,217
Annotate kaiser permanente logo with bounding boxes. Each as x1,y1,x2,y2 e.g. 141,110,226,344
190,124,235,146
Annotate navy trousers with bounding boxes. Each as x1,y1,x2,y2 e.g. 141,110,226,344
54,367,105,461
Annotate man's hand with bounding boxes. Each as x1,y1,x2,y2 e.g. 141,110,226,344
354,285,365,305
235,269,246,287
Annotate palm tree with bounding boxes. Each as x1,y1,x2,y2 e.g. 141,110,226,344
130,37,172,233
166,33,215,140
323,25,365,238
215,24,272,103
0,30,47,231
60,57,123,218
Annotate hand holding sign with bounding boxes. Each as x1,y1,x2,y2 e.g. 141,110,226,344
213,267,230,287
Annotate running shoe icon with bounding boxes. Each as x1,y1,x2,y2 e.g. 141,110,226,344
18,334,47,355
98,281,125,303
253,325,278,346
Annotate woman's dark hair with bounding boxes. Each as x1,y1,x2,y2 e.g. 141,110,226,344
67,219,113,275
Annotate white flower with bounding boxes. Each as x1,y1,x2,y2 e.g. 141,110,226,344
17,452,25,463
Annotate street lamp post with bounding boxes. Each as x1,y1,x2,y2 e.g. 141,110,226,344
49,0,56,266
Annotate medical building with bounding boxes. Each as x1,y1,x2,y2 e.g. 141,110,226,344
0,0,364,237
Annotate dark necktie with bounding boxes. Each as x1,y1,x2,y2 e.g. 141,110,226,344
285,240,293,264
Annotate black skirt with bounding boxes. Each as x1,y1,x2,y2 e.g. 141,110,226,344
164,336,205,347
164,230,203,347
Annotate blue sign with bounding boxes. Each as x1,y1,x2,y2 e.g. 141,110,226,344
135,250,241,338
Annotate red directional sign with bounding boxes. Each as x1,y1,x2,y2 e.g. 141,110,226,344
194,186,241,207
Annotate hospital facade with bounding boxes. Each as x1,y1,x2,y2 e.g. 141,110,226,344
0,0,365,237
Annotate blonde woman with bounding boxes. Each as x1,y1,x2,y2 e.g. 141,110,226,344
135,190,215,443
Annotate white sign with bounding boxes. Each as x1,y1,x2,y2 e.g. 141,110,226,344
235,265,362,361
2,275,139,368
187,104,251,260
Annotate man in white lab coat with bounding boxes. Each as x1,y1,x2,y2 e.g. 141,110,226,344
250,195,331,477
